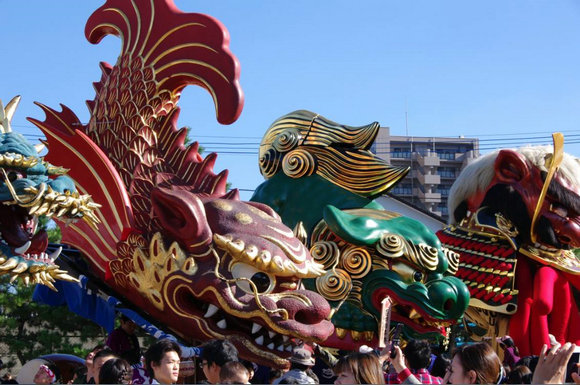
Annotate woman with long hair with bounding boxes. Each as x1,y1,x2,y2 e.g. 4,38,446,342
444,343,503,384
390,343,502,384
334,352,385,384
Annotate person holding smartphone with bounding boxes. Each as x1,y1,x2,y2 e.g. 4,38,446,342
383,339,443,384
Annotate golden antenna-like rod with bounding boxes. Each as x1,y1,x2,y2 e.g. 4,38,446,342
530,133,564,243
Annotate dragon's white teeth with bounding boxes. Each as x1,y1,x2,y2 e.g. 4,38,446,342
15,241,31,254
48,246,62,261
204,304,219,318
216,319,227,329
268,331,275,339
285,345,292,352
277,345,284,352
255,335,264,345
267,343,274,350
251,323,262,334
282,335,289,343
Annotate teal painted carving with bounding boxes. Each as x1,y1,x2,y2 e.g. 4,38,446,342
252,110,470,349
0,96,99,289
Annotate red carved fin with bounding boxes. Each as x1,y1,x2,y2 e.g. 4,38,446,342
28,103,134,277
199,169,228,195
29,102,81,136
223,188,240,200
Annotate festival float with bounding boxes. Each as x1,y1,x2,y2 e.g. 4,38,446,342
11,0,336,368
5,0,579,368
0,95,99,288
251,110,470,350
438,134,580,355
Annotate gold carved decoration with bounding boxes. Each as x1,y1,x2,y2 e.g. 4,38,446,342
1,169,101,230
376,232,438,271
340,246,372,279
124,232,197,311
495,213,518,238
281,149,316,178
258,110,409,197
213,233,325,278
443,247,460,275
310,240,340,270
315,268,352,302
0,247,76,290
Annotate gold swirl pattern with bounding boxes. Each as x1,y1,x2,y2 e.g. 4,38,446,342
376,232,439,272
315,268,352,301
259,148,280,179
443,247,460,275
310,241,340,270
404,242,439,271
376,233,406,258
258,110,409,197
340,246,372,279
417,244,440,271
273,128,300,153
310,147,409,197
282,149,316,178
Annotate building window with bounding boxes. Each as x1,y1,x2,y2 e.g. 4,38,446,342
438,167,455,178
392,148,412,159
436,149,456,160
392,185,413,195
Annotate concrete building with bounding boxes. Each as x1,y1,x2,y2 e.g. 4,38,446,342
371,127,479,222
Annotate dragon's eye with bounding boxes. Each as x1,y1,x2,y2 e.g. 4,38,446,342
413,271,423,282
390,262,425,284
6,170,23,182
231,262,275,294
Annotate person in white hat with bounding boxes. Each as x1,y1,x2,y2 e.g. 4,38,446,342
33,364,57,385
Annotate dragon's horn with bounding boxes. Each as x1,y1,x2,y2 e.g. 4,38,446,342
34,143,46,154
0,95,22,133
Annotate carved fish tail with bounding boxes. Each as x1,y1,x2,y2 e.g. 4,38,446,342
81,0,243,231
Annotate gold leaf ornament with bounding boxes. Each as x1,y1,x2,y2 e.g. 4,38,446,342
310,241,340,270
259,148,280,178
340,246,372,279
315,268,352,301
377,233,406,258
282,149,316,178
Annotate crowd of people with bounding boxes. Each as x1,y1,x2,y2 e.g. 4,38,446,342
2,315,580,384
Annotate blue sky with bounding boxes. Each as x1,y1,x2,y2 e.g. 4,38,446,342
3,1,580,200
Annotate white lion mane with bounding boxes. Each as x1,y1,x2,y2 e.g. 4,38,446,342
447,145,580,224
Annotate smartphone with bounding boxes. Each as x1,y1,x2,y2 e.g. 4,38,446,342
389,323,404,359
565,347,580,382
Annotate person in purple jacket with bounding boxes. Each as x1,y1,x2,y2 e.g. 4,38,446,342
107,314,141,365
497,336,521,369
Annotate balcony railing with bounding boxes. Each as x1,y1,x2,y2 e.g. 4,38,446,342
418,173,441,185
